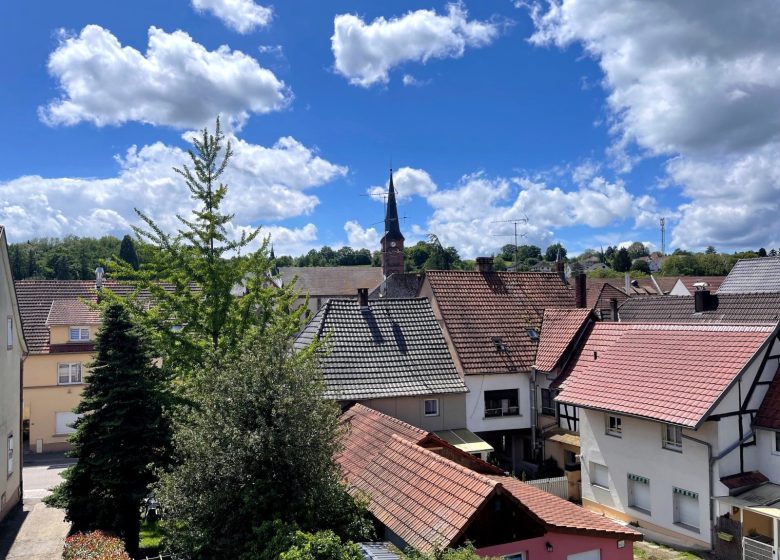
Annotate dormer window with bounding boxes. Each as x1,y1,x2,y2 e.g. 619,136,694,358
69,326,90,342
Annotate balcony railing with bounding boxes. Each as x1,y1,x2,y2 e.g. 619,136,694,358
485,406,519,418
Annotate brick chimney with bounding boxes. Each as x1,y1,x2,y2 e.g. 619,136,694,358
357,288,369,308
574,273,587,309
694,289,717,313
609,297,619,321
476,257,494,273
556,260,567,285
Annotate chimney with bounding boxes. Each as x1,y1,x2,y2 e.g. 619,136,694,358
624,271,631,294
476,257,494,273
95,266,104,291
556,260,567,285
357,288,369,308
694,289,716,313
609,297,619,321
575,273,587,309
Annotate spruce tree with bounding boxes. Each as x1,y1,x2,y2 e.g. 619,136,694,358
46,302,169,558
118,234,140,270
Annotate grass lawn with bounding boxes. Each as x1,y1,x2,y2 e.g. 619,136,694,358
139,520,163,556
634,541,704,560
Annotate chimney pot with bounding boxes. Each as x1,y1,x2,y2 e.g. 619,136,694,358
476,257,494,273
575,273,587,309
357,288,369,308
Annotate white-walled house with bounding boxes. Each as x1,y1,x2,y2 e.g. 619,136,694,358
419,260,578,474
556,321,780,551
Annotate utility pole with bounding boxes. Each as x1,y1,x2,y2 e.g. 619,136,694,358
660,217,666,256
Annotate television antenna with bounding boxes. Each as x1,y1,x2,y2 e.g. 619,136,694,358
491,216,529,268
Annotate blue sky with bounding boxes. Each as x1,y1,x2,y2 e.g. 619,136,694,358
2,0,778,257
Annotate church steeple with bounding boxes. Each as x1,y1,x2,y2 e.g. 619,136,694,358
380,169,405,278
384,170,404,241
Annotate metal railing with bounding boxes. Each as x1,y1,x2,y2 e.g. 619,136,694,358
743,536,774,560
485,406,519,418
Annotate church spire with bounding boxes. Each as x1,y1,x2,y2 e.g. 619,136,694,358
384,169,404,240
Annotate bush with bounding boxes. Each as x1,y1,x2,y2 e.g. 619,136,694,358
279,530,364,560
63,531,130,560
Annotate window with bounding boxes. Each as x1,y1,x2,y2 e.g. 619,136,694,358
55,412,81,435
6,317,12,349
58,363,82,385
590,462,609,488
7,435,13,477
424,399,439,417
485,389,519,418
663,424,683,451
628,473,651,513
540,388,555,416
606,415,622,437
673,487,699,531
69,326,90,342
775,431,780,453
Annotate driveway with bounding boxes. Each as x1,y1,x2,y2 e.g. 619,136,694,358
0,452,74,560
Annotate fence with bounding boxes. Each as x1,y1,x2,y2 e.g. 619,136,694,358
524,476,568,500
743,536,774,560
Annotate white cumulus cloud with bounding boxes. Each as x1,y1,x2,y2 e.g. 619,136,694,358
344,221,381,249
0,134,346,248
332,3,502,87
528,0,780,250
40,25,290,130
367,167,438,201
191,0,272,33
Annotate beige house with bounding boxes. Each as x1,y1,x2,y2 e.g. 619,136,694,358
15,280,111,453
0,226,27,521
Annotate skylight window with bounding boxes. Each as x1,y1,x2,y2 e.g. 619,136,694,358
491,336,507,352
527,328,539,341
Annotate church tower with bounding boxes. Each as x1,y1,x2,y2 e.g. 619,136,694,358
380,170,405,278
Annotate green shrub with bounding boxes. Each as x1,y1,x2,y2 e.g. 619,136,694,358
63,531,130,560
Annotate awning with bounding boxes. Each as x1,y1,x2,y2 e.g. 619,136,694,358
717,482,780,519
548,432,581,449
434,429,494,455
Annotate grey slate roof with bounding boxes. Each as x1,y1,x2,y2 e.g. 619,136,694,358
294,298,466,401
719,257,780,294
368,273,422,300
618,293,780,323
279,266,384,297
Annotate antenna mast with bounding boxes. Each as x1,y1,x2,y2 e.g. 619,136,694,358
660,217,666,256
491,217,529,269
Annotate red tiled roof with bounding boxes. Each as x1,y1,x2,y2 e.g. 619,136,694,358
720,471,769,491
339,404,640,550
493,476,640,539
535,308,591,372
337,404,429,480
46,299,101,326
755,367,780,430
557,323,775,427
352,435,497,551
425,271,574,374
677,276,726,294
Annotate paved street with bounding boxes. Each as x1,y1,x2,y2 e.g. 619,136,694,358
0,453,74,560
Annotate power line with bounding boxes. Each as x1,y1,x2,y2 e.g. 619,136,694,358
491,216,529,268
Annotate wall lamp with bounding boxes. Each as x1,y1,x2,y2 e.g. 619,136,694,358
546,542,553,552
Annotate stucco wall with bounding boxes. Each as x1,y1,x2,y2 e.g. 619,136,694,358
756,428,780,482
1,240,25,520
579,409,713,548
362,393,467,431
24,352,91,452
465,374,531,434
477,532,634,560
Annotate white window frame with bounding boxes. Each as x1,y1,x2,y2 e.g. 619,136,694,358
663,424,683,452
673,487,700,531
55,412,81,435
69,326,90,342
424,399,440,417
627,473,651,513
58,362,82,385
590,461,609,489
6,316,12,350
606,415,622,437
7,434,13,477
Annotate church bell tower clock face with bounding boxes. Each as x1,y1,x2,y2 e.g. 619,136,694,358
390,241,397,248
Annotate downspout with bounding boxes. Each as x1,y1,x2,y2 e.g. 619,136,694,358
682,433,714,550
530,367,538,462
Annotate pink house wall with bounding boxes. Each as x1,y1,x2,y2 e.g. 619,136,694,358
476,531,635,560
